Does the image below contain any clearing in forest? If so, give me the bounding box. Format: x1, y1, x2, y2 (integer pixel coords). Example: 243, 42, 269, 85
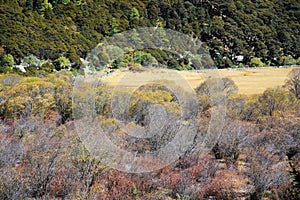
102, 67, 296, 95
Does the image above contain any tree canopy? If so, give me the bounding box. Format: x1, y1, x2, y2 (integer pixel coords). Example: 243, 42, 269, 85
0, 0, 299, 72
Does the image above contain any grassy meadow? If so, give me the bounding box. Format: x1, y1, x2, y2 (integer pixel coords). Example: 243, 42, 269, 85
102, 67, 297, 95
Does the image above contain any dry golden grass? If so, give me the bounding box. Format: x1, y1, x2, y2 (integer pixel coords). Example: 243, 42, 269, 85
218, 68, 294, 94
100, 67, 298, 95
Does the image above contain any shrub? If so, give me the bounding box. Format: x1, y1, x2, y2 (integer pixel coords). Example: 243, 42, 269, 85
285, 68, 300, 99
54, 56, 71, 70
278, 55, 297, 66
195, 78, 238, 97
0, 54, 14, 73
133, 51, 158, 66
250, 57, 265, 67
258, 87, 296, 116
49, 70, 73, 123
2, 78, 56, 118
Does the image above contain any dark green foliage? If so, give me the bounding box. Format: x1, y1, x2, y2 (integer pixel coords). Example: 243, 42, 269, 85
0, 0, 299, 72
0, 54, 14, 73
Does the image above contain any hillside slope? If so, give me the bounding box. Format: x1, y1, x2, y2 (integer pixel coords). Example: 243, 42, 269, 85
0, 0, 299, 71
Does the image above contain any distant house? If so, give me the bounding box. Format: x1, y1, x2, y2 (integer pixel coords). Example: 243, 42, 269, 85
235, 55, 244, 62
15, 64, 26, 72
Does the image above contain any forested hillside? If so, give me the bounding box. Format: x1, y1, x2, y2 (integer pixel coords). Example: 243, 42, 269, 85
0, 0, 299, 73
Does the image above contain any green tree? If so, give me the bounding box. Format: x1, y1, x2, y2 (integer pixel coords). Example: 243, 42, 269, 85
62, 0, 71, 4
40, 0, 53, 12
279, 56, 297, 66
250, 57, 265, 67
109, 18, 120, 36
133, 51, 158, 66
129, 7, 140, 28
22, 54, 46, 67
0, 54, 14, 73
26, 0, 34, 10
54, 56, 71, 70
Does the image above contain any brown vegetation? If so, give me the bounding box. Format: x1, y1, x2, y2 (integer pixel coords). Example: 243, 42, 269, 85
0, 69, 299, 199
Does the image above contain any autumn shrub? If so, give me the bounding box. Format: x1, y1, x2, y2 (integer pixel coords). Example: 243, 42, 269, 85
0, 112, 112, 199
246, 145, 292, 200
129, 85, 179, 123
258, 87, 296, 117
48, 70, 73, 123
0, 74, 22, 87
94, 82, 112, 116
127, 84, 182, 151
197, 93, 211, 112
227, 94, 248, 119
202, 169, 252, 199
1, 117, 67, 198
196, 78, 238, 97
195, 78, 237, 113
212, 120, 257, 164
239, 95, 262, 122
285, 68, 300, 99
242, 114, 300, 200
1, 77, 56, 118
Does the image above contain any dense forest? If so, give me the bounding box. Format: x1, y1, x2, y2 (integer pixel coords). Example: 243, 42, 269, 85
0, 0, 299, 74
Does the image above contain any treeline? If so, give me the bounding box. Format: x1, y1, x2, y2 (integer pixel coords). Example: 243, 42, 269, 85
0, 0, 299, 73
